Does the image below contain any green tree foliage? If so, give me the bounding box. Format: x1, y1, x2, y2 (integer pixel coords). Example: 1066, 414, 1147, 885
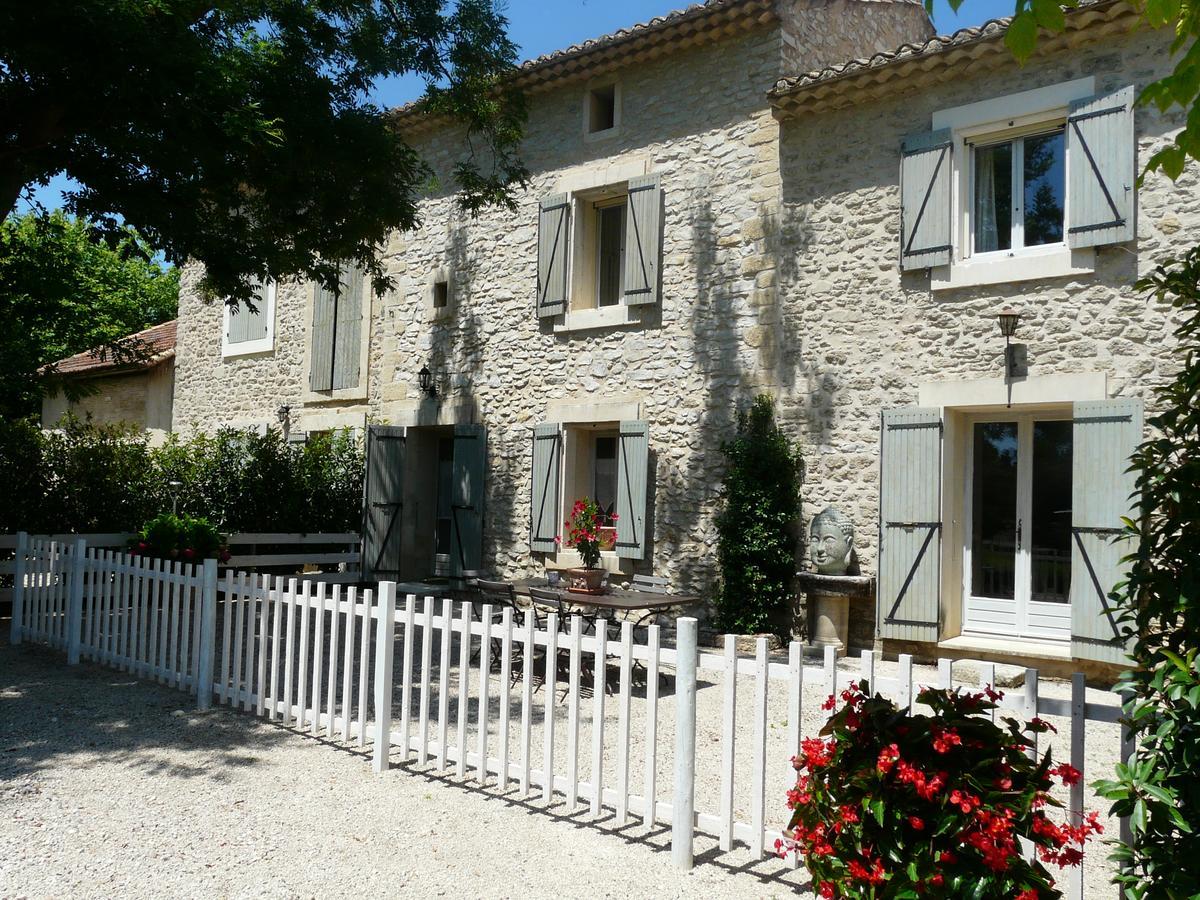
1094, 249, 1200, 899
932, 0, 1198, 179
0, 417, 365, 535
0, 0, 528, 304
0, 211, 178, 417
714, 395, 802, 636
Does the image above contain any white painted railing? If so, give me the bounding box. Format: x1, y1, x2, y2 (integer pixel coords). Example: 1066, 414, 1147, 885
9, 534, 1129, 895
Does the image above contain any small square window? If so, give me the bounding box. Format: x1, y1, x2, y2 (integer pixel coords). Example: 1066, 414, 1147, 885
587, 85, 616, 134
433, 279, 449, 309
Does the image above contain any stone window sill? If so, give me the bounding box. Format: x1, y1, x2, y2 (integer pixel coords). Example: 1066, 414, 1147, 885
931, 246, 1094, 291
303, 386, 368, 404
938, 633, 1071, 662
553, 304, 640, 334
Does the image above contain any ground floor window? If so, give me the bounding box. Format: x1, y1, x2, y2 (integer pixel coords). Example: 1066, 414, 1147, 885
963, 413, 1072, 641
879, 396, 1142, 664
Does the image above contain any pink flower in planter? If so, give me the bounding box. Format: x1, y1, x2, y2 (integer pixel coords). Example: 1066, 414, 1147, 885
183, 548, 195, 560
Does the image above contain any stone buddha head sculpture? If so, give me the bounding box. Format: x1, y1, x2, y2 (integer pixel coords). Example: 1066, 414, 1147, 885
809, 506, 854, 576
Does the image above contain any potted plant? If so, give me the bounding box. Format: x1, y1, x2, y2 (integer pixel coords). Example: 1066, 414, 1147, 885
560, 497, 608, 594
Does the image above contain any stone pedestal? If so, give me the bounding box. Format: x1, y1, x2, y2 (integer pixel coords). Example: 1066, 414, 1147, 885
796, 572, 875, 657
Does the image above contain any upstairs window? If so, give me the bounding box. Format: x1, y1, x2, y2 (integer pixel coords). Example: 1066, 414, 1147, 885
309, 263, 366, 393
972, 129, 1065, 255
222, 280, 275, 358
900, 79, 1135, 290
595, 200, 626, 307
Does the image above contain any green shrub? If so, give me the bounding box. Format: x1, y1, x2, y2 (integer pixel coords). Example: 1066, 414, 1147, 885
1094, 248, 1200, 898
0, 418, 365, 535
135, 512, 225, 562
714, 394, 802, 636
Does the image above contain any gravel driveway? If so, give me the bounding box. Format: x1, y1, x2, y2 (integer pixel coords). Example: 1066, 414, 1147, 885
0, 633, 811, 899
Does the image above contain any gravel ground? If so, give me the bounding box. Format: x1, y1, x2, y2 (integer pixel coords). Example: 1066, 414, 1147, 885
1, 621, 1124, 899
0, 633, 810, 899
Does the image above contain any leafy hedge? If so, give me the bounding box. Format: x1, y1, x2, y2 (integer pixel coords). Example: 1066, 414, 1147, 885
1095, 249, 1200, 898
0, 416, 364, 535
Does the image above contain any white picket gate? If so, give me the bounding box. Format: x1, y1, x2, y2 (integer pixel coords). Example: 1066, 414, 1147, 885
8, 532, 1129, 894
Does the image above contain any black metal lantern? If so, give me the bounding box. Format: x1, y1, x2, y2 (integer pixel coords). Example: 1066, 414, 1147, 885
418, 365, 437, 398
996, 309, 1022, 339
996, 309, 1023, 406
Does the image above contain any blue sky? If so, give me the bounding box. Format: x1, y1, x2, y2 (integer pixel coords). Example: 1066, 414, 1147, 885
23, 0, 1015, 212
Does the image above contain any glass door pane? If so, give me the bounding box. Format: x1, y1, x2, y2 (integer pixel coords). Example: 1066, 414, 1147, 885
1030, 420, 1073, 603
971, 422, 1018, 599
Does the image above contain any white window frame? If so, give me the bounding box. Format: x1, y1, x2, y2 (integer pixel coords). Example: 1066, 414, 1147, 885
932, 78, 1096, 291
960, 410, 1073, 645
553, 422, 627, 573
221, 281, 276, 358
593, 196, 627, 309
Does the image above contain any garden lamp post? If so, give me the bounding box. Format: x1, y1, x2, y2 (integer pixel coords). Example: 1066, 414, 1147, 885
168, 480, 183, 515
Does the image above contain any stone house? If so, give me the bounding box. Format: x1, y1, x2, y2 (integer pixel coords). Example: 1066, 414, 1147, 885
172, 0, 1191, 671
768, 0, 1193, 670
42, 319, 176, 443
173, 0, 932, 592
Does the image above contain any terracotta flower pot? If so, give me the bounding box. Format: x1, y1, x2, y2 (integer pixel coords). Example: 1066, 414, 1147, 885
598, 526, 617, 551
566, 567, 606, 595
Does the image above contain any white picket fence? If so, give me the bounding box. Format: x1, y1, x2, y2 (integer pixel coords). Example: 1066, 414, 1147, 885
9, 534, 1130, 893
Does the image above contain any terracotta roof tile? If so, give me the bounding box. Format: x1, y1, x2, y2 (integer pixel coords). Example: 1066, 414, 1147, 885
770, 0, 1128, 104
49, 319, 177, 376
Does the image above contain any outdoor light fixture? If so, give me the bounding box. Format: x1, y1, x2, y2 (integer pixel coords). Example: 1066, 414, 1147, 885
276, 404, 292, 441
418, 365, 438, 399
996, 309, 1023, 407
997, 309, 1021, 340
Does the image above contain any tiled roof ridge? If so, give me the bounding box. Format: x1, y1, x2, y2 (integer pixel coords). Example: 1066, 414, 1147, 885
770, 0, 1125, 97
48, 318, 177, 376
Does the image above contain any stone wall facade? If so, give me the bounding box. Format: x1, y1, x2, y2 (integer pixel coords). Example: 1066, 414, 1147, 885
172, 0, 932, 615
775, 24, 1195, 649
44, 362, 175, 443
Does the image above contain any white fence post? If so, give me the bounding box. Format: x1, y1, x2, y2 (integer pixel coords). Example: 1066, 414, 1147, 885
195, 559, 218, 711
66, 538, 86, 665
373, 581, 397, 774
10, 531, 28, 645
672, 617, 698, 870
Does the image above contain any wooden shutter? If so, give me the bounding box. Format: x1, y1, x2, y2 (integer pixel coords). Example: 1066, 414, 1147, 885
615, 420, 649, 560
310, 280, 336, 391
537, 194, 569, 318
529, 423, 561, 553
449, 424, 486, 576
332, 265, 363, 390
1070, 398, 1141, 663
363, 425, 406, 580
227, 281, 270, 344
623, 174, 662, 307
899, 130, 953, 271
1067, 85, 1136, 249
877, 408, 943, 642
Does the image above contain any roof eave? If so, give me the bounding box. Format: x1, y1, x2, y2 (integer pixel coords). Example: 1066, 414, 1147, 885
392, 0, 777, 135
769, 0, 1139, 119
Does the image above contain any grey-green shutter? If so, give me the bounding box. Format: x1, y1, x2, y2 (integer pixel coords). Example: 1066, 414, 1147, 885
623, 174, 662, 307
537, 194, 569, 318
1067, 85, 1136, 249
899, 130, 953, 271
1070, 398, 1141, 663
529, 424, 561, 553
310, 281, 336, 391
228, 281, 270, 345
877, 408, 943, 642
615, 420, 649, 559
332, 266, 363, 390
363, 425, 406, 580
449, 423, 486, 576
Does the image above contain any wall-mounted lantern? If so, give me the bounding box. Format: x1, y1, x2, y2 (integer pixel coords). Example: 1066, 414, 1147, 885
996, 309, 1024, 407
418, 365, 438, 399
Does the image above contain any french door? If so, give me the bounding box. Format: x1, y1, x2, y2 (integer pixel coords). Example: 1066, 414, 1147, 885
962, 414, 1073, 641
